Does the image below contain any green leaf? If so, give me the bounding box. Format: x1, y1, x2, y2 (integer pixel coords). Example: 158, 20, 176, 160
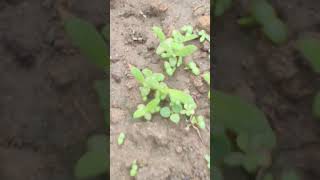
133, 105, 146, 119
176, 45, 197, 57
145, 98, 161, 112
64, 17, 108, 69
203, 72, 210, 85
187, 61, 200, 75
160, 107, 171, 118
183, 34, 199, 42
170, 113, 180, 124
152, 26, 166, 42
313, 91, 320, 118
168, 89, 196, 106
262, 18, 288, 44
130, 160, 138, 177
197, 115, 206, 129
130, 65, 145, 83
117, 132, 126, 145
74, 150, 107, 179
297, 37, 320, 73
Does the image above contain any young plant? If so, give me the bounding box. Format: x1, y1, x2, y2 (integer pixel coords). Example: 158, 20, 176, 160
117, 132, 126, 145
198, 30, 210, 43
153, 26, 198, 76
130, 160, 138, 177
130, 65, 205, 128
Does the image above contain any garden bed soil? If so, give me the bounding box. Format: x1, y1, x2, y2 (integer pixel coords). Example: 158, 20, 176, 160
110, 0, 210, 179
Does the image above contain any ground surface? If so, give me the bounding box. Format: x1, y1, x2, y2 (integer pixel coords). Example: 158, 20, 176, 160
110, 0, 210, 179
0, 0, 106, 179
214, 0, 320, 179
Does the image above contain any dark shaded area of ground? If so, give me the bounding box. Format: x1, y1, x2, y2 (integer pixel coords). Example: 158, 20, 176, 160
0, 0, 106, 179
214, 0, 320, 179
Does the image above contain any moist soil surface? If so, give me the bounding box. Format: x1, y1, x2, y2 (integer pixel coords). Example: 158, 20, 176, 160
0, 0, 106, 179
110, 0, 210, 179
214, 0, 320, 179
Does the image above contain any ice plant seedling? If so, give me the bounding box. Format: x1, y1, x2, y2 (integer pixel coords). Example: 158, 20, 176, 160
198, 30, 210, 43
152, 26, 198, 76
117, 132, 126, 145
186, 61, 200, 75
130, 160, 138, 177
130, 65, 200, 126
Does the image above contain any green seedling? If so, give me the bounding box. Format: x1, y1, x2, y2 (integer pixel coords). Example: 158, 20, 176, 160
130, 160, 138, 177
130, 65, 199, 125
198, 30, 210, 43
204, 154, 210, 169
186, 61, 200, 75
202, 71, 210, 98
117, 132, 126, 145
153, 26, 198, 76
170, 113, 180, 124
191, 115, 206, 129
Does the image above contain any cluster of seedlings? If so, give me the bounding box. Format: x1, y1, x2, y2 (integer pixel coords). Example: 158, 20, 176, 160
117, 25, 211, 177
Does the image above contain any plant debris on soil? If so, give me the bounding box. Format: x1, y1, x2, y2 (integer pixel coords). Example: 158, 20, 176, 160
0, 0, 106, 179
110, 0, 210, 179
214, 0, 320, 179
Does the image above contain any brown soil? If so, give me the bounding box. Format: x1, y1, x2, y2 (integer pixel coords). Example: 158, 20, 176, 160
0, 0, 106, 179
110, 0, 210, 179
214, 0, 320, 179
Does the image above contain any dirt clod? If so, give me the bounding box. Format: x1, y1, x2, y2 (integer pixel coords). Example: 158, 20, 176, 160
196, 15, 210, 32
